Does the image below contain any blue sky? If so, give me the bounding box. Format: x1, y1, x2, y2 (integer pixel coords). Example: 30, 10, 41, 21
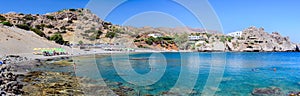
0, 0, 299, 42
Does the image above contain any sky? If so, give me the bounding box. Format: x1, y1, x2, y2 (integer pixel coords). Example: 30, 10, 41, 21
0, 0, 299, 42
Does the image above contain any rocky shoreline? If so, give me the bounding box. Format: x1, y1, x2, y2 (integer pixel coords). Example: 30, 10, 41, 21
0, 55, 117, 96
0, 64, 24, 95
0, 56, 28, 95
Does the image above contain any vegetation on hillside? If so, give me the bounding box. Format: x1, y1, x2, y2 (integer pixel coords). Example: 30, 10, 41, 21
30, 28, 46, 37
81, 28, 103, 41
46, 15, 55, 20
1, 21, 13, 27
105, 32, 117, 39
23, 15, 36, 20
16, 24, 30, 30
50, 33, 69, 45
173, 33, 188, 49
0, 15, 6, 22
134, 34, 178, 50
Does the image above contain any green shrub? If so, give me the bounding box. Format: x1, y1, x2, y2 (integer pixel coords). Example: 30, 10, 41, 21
35, 25, 43, 30
84, 29, 103, 40
226, 36, 234, 42
136, 35, 141, 38
173, 33, 188, 48
60, 26, 66, 30
205, 40, 209, 43
167, 40, 175, 44
46, 24, 55, 28
96, 30, 103, 39
1, 21, 13, 27
134, 39, 140, 42
40, 24, 46, 27
161, 36, 173, 40
146, 37, 155, 45
89, 34, 98, 41
50, 33, 67, 45
30, 28, 46, 37
154, 37, 164, 43
78, 40, 83, 45
16, 24, 30, 30
105, 32, 117, 39
0, 15, 6, 21
46, 16, 55, 20
67, 28, 74, 31
137, 45, 144, 48
59, 31, 67, 33
24, 15, 35, 20
67, 20, 73, 23
69, 9, 76, 11
206, 33, 212, 38
219, 36, 226, 43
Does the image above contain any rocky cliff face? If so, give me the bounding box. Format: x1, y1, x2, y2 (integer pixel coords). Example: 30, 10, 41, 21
195, 26, 297, 52
228, 27, 296, 52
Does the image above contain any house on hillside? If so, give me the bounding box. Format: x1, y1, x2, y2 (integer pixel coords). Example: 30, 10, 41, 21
188, 35, 205, 41
227, 31, 242, 37
147, 33, 163, 38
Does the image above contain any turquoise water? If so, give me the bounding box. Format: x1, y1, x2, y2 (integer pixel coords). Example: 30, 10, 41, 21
76, 52, 300, 95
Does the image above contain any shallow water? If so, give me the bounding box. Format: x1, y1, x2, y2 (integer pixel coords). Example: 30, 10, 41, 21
74, 52, 300, 95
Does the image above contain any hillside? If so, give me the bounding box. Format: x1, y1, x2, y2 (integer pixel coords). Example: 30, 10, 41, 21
0, 25, 73, 56
0, 8, 298, 52
1, 9, 193, 50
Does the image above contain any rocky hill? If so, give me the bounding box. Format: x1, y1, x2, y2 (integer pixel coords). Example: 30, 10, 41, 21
229, 27, 296, 52
0, 9, 105, 44
1, 9, 185, 50
0, 9, 198, 51
0, 9, 298, 52
194, 26, 299, 52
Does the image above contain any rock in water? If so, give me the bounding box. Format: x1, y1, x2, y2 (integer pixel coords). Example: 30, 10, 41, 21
252, 87, 282, 96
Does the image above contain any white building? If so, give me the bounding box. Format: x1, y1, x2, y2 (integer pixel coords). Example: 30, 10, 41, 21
147, 33, 162, 38
188, 35, 204, 41
227, 31, 243, 37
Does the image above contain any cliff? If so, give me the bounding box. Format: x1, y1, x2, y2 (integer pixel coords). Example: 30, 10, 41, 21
194, 27, 298, 52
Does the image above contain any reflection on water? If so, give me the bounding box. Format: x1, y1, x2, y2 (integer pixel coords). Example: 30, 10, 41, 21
74, 52, 300, 95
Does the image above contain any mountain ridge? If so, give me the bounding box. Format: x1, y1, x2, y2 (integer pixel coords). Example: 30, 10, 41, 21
0, 8, 299, 52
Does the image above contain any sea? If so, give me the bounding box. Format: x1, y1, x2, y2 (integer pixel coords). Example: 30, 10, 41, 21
71, 52, 300, 95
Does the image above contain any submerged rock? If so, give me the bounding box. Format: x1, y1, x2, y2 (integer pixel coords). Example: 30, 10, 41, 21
252, 87, 283, 96
22, 71, 84, 95
289, 92, 300, 96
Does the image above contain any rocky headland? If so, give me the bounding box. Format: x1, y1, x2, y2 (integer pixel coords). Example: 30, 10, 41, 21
194, 26, 299, 52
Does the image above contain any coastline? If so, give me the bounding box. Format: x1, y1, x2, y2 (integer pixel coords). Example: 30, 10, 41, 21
1, 48, 299, 95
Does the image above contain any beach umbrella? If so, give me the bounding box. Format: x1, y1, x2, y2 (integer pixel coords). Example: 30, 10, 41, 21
59, 48, 66, 52
41, 48, 46, 52
33, 48, 39, 51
